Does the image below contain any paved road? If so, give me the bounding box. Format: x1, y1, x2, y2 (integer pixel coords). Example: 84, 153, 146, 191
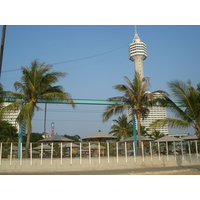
1, 165, 200, 175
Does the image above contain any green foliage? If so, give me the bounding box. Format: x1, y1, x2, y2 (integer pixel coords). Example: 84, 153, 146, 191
30, 132, 44, 143
0, 59, 75, 157
102, 71, 167, 154
63, 134, 81, 142
149, 130, 164, 140
0, 120, 18, 142
150, 80, 200, 138
140, 125, 150, 137
109, 114, 133, 141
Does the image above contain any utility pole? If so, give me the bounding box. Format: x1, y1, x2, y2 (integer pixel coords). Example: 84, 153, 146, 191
0, 25, 6, 78
44, 103, 47, 137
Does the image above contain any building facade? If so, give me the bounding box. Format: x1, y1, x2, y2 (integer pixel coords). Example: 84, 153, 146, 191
1, 102, 20, 131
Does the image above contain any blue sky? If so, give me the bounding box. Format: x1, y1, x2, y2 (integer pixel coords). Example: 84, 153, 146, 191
0, 25, 199, 138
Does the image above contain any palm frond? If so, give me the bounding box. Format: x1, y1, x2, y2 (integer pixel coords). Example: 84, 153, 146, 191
150, 118, 192, 130
102, 104, 128, 122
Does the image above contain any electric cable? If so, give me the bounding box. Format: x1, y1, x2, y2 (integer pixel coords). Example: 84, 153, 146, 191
1, 43, 128, 73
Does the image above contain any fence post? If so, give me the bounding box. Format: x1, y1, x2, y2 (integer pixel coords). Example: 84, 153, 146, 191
60, 143, 62, 165
89, 142, 91, 164
116, 142, 118, 163
173, 141, 176, 160
133, 142, 136, 162
41, 143, 43, 165
0, 143, 2, 166
188, 141, 191, 160
80, 142, 82, 165
51, 143, 53, 165
107, 142, 110, 164
158, 142, 161, 161
150, 141, 152, 162
181, 141, 184, 160
125, 142, 127, 163
166, 141, 169, 161
70, 142, 72, 165
142, 142, 144, 162
98, 142, 100, 164
30, 143, 32, 166
195, 141, 198, 158
20, 143, 22, 166
10, 143, 12, 166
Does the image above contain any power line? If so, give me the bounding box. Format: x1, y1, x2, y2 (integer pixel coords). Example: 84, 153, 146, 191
2, 43, 128, 74
50, 43, 128, 65
32, 119, 110, 123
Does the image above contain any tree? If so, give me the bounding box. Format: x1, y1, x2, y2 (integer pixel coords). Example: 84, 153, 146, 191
0, 59, 75, 157
109, 114, 133, 141
102, 71, 167, 155
0, 120, 18, 142
149, 130, 164, 140
0, 83, 4, 104
140, 125, 150, 137
63, 134, 81, 142
150, 80, 200, 139
30, 132, 44, 143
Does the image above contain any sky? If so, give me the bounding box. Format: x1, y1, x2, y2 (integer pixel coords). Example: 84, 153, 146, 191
0, 25, 200, 138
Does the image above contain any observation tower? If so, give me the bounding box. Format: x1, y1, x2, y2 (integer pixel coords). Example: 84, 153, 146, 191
128, 26, 168, 135
129, 26, 147, 78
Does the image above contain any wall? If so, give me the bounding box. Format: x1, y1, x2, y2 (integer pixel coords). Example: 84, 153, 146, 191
0, 155, 199, 173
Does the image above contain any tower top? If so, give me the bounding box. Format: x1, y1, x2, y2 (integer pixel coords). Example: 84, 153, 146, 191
133, 25, 141, 43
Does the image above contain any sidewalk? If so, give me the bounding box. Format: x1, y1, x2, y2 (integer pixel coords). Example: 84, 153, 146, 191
1, 165, 200, 175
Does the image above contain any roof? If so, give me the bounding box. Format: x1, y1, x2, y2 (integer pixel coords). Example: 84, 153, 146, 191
182, 135, 199, 140
33, 144, 52, 150
62, 143, 80, 148
38, 134, 74, 143
121, 136, 154, 142
83, 144, 105, 150
155, 136, 183, 142
82, 130, 118, 141
168, 133, 188, 137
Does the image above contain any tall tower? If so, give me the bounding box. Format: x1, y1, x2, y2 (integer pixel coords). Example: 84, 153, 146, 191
128, 26, 168, 135
51, 122, 55, 137
129, 26, 147, 78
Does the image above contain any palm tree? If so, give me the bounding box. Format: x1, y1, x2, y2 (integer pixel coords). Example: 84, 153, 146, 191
0, 121, 18, 142
0, 59, 75, 157
150, 80, 200, 139
109, 114, 133, 141
149, 130, 164, 140
0, 83, 5, 105
102, 71, 167, 155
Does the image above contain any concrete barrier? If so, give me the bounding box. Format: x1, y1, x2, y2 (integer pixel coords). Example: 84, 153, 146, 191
0, 154, 199, 173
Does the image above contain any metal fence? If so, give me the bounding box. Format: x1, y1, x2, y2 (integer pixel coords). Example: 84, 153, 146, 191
0, 140, 200, 166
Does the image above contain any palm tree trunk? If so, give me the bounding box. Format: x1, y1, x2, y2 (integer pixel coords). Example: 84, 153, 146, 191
25, 131, 30, 158
136, 114, 142, 156
195, 124, 200, 139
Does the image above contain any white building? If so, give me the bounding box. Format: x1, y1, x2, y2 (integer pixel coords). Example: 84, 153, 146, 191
128, 26, 168, 135
1, 102, 20, 131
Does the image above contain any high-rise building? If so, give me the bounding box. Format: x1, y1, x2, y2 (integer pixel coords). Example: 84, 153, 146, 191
1, 102, 22, 132
128, 26, 168, 135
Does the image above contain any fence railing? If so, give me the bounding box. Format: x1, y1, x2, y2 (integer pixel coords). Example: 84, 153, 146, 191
0, 140, 200, 166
